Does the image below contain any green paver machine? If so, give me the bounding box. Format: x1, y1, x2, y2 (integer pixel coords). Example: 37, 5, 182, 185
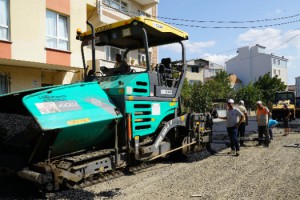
0, 17, 213, 191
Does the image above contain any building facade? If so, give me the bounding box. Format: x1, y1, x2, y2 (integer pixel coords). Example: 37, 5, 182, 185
0, 0, 158, 94
296, 76, 300, 97
225, 44, 288, 86
203, 62, 225, 82
186, 58, 225, 85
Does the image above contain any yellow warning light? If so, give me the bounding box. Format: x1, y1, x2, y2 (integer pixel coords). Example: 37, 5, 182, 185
170, 102, 176, 106
128, 96, 134, 101
76, 28, 82, 35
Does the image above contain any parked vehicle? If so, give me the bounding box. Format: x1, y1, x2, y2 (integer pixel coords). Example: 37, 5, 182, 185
272, 91, 296, 120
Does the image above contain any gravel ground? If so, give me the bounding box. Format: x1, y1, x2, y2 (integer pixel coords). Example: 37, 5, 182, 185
82, 118, 300, 200
0, 118, 299, 200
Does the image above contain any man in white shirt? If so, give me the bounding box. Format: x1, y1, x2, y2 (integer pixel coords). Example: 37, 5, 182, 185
219, 99, 245, 156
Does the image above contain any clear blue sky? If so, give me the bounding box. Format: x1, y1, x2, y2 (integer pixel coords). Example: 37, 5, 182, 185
158, 0, 300, 85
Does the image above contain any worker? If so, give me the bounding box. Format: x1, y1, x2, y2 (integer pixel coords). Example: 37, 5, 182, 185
256, 101, 271, 147
114, 54, 130, 73
268, 119, 278, 140
282, 103, 291, 136
219, 99, 245, 156
237, 100, 248, 147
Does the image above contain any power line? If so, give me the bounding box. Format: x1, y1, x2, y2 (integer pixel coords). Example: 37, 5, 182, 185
203, 27, 300, 58
98, 4, 300, 63
101, 4, 300, 28
224, 33, 300, 62
157, 13, 300, 24
165, 20, 300, 29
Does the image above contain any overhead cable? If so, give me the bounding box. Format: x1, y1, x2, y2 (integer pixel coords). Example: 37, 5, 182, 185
101, 4, 300, 26
157, 13, 300, 24
164, 20, 300, 29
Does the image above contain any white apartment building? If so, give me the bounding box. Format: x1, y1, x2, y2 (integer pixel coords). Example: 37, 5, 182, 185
225, 44, 288, 86
0, 0, 158, 94
296, 76, 300, 97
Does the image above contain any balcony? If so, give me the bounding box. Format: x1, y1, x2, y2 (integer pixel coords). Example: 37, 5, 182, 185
133, 0, 159, 9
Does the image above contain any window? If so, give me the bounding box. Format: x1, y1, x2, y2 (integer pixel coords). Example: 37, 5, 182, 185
0, 72, 10, 94
138, 50, 151, 66
278, 60, 280, 65
191, 66, 199, 73
105, 46, 125, 61
46, 10, 69, 51
278, 70, 280, 76
273, 69, 276, 75
0, 0, 9, 40
273, 59, 276, 64
103, 0, 128, 12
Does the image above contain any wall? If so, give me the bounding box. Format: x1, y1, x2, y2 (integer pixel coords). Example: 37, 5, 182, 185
0, 65, 41, 91
226, 45, 288, 85
186, 67, 204, 83
10, 0, 46, 63
226, 46, 251, 85
295, 77, 300, 97
252, 53, 271, 83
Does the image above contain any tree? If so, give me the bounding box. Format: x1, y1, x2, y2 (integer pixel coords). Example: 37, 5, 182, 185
187, 70, 233, 113
180, 78, 192, 111
235, 82, 262, 109
204, 70, 232, 100
190, 82, 213, 112
253, 72, 286, 106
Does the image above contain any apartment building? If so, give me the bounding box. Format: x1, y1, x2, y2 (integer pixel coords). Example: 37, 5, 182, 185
0, 0, 158, 94
226, 44, 288, 86
186, 58, 225, 85
295, 76, 300, 97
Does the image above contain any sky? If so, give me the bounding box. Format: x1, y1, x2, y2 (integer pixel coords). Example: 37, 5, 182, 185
157, 0, 300, 85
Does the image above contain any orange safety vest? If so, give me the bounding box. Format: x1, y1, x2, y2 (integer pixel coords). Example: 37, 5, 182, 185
257, 107, 269, 126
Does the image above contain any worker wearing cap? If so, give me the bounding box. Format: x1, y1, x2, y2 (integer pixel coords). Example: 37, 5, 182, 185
256, 101, 271, 147
219, 99, 245, 156
237, 100, 248, 147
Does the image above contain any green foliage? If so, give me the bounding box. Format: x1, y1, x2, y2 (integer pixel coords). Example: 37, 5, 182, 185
180, 71, 286, 113
189, 70, 232, 113
253, 72, 286, 106
181, 78, 192, 109
210, 70, 232, 99
235, 82, 262, 109
190, 82, 213, 112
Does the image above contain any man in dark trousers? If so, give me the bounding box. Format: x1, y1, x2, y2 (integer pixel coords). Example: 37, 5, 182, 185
256, 101, 271, 147
237, 100, 248, 146
282, 103, 291, 136
219, 99, 245, 156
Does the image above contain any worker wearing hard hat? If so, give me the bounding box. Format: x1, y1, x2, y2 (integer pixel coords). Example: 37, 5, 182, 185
219, 99, 245, 156
256, 101, 271, 147
237, 100, 248, 147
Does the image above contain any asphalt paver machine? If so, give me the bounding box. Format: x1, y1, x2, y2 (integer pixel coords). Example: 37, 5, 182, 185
0, 17, 213, 191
